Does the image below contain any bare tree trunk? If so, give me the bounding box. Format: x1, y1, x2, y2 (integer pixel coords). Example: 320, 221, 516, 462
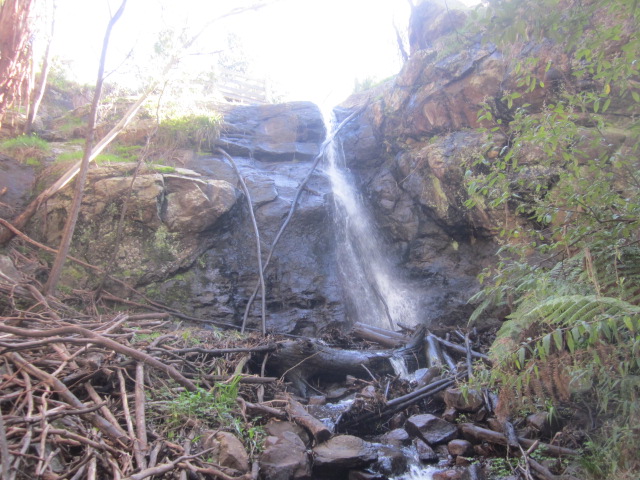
25, 0, 56, 134
218, 147, 267, 335
0, 0, 34, 130
44, 0, 128, 296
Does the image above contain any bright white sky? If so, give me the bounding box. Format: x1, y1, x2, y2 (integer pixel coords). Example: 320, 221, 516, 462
52, 0, 479, 109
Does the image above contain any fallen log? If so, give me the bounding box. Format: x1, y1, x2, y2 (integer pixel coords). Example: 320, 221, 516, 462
286, 397, 331, 444
459, 423, 578, 457
351, 322, 407, 348
270, 328, 425, 397
336, 376, 459, 433
269, 338, 392, 397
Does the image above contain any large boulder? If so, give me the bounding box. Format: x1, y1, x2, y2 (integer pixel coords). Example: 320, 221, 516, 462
312, 435, 377, 471
22, 101, 344, 335
217, 101, 326, 162
259, 432, 311, 480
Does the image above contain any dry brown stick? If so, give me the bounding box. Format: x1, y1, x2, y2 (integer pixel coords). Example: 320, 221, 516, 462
87, 455, 97, 480
151, 344, 277, 355
286, 396, 331, 444
238, 398, 287, 420
147, 441, 163, 469
84, 383, 128, 438
122, 451, 212, 480
433, 335, 491, 363
0, 218, 103, 274
459, 423, 578, 457
464, 330, 473, 378
5, 352, 128, 444
135, 363, 148, 468
218, 147, 267, 335
527, 457, 559, 480
4, 402, 108, 425
179, 430, 196, 480
0, 395, 10, 479
185, 462, 251, 480
9, 425, 31, 480
0, 325, 197, 391
118, 368, 143, 470
45, 428, 120, 455
241, 104, 368, 330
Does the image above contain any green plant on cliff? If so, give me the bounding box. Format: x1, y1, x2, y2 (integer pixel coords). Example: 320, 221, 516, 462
155, 113, 222, 152
464, 0, 640, 477
0, 134, 50, 164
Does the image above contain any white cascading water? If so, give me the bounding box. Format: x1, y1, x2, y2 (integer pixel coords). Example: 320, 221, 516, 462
324, 114, 419, 330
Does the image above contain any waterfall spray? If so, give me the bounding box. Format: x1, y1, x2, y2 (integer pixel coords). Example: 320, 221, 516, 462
324, 113, 419, 330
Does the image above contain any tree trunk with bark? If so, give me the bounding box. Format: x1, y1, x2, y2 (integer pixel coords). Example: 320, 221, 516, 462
0, 0, 34, 130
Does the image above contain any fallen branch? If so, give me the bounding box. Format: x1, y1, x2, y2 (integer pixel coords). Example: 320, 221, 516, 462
5, 352, 128, 444
218, 147, 267, 335
459, 423, 578, 457
286, 397, 331, 444
0, 324, 197, 391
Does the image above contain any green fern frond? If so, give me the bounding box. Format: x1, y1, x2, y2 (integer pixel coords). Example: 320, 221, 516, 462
523, 295, 640, 327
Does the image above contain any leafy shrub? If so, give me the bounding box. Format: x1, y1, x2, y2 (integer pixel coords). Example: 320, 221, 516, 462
462, 0, 640, 477
155, 113, 222, 151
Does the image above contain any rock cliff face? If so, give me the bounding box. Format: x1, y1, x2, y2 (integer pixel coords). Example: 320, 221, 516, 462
332, 0, 619, 326
26, 102, 343, 335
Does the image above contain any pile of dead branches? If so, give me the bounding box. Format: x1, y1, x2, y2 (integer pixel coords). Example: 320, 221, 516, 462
0, 292, 281, 480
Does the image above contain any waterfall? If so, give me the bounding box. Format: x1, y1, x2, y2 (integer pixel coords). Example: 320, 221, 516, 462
324, 113, 419, 330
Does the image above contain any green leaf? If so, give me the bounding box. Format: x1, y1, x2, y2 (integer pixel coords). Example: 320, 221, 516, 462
542, 333, 552, 356
566, 330, 575, 353
553, 329, 563, 350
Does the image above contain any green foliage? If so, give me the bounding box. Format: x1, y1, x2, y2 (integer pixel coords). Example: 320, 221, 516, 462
55, 150, 132, 165
464, 0, 640, 476
0, 134, 50, 164
156, 113, 222, 151
154, 376, 265, 456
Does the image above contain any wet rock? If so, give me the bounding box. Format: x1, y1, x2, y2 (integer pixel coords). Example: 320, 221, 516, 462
448, 439, 473, 457
373, 444, 408, 476
442, 407, 458, 423
313, 435, 377, 470
414, 438, 438, 463
162, 175, 239, 233
264, 419, 311, 447
203, 431, 249, 473
259, 432, 311, 480
308, 395, 326, 406
382, 428, 411, 446
443, 388, 484, 413
217, 101, 326, 162
414, 367, 440, 387
405, 414, 458, 445
433, 469, 464, 480
0, 154, 36, 220
388, 412, 407, 430
348, 472, 386, 480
